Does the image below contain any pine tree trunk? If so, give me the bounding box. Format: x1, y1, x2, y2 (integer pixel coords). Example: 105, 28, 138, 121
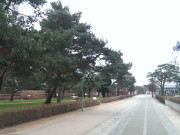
57, 87, 62, 103
44, 87, 57, 104
161, 80, 165, 96
98, 92, 100, 97
9, 91, 15, 101
88, 88, 91, 98
0, 61, 13, 91
53, 91, 57, 98
62, 89, 65, 100
0, 75, 3, 91
129, 90, 132, 96
102, 92, 105, 98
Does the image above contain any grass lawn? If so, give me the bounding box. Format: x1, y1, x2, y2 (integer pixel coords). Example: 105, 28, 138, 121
0, 97, 74, 110
166, 93, 180, 96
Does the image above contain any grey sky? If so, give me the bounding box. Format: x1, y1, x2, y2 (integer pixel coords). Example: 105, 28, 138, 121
20, 0, 180, 86
58, 0, 180, 86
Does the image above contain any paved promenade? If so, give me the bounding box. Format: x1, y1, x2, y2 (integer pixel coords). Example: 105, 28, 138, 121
0, 95, 180, 135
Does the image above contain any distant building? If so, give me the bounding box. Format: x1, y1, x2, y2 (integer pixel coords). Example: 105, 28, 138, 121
156, 85, 180, 95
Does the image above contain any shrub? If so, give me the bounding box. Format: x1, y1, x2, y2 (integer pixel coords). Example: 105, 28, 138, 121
84, 98, 99, 107
0, 101, 83, 129
101, 97, 116, 103
117, 95, 131, 100
0, 96, 129, 129
155, 95, 165, 104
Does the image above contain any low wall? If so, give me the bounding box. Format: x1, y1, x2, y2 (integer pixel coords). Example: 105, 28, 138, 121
20, 90, 46, 100
0, 90, 47, 100
0, 94, 21, 100
165, 99, 180, 112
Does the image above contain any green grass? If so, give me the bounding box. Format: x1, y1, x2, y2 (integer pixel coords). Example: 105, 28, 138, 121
166, 93, 180, 96
0, 103, 42, 110
164, 96, 180, 104
0, 99, 45, 103
0, 98, 99, 129
0, 97, 74, 110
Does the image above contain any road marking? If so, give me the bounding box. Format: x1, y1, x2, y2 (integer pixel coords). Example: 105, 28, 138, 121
83, 100, 141, 135
143, 101, 147, 135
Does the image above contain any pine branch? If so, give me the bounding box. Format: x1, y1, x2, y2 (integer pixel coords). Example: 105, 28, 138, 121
4, 0, 12, 10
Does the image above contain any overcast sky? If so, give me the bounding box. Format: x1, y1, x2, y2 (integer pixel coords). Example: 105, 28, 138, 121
33, 0, 180, 86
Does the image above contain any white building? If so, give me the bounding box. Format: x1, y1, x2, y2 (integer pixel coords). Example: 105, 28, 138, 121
156, 85, 180, 95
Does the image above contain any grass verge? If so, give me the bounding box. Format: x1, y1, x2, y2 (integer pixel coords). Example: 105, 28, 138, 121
155, 95, 180, 104
0, 95, 131, 129
0, 97, 72, 110
164, 96, 180, 104
0, 98, 100, 129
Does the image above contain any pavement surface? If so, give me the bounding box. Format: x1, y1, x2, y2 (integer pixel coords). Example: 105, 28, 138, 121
0, 95, 180, 135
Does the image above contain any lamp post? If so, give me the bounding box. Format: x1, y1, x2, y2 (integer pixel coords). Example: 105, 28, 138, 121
116, 83, 117, 100
81, 84, 84, 111
81, 74, 94, 111
84, 74, 94, 98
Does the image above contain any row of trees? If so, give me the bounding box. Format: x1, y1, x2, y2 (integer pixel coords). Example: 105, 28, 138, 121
147, 63, 180, 96
0, 0, 136, 103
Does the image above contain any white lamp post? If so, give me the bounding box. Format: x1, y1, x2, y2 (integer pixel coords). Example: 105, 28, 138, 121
81, 85, 84, 111
116, 83, 117, 100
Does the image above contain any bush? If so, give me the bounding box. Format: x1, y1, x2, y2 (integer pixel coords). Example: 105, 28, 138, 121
0, 96, 131, 129
0, 99, 99, 129
84, 98, 99, 107
101, 97, 116, 103
155, 95, 165, 104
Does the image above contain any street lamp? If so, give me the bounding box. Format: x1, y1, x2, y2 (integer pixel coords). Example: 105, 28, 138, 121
84, 74, 94, 85
81, 74, 94, 111
85, 74, 94, 98
81, 82, 84, 111
115, 83, 117, 100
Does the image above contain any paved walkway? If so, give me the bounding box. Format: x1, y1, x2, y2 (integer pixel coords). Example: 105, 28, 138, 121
85, 95, 180, 135
0, 95, 179, 135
